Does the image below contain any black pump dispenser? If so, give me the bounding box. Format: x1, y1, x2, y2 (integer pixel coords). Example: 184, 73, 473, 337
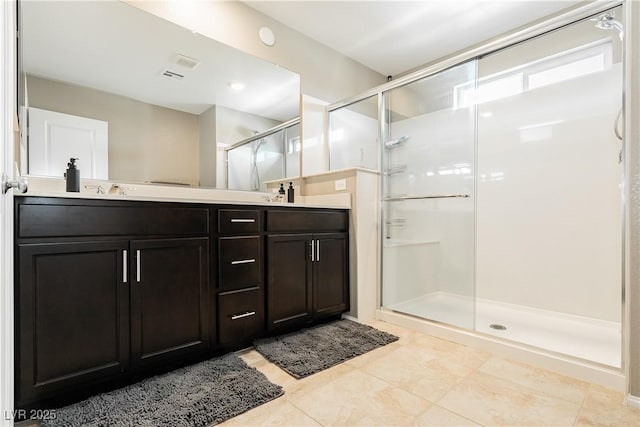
65, 158, 80, 192
287, 182, 294, 203
278, 183, 286, 199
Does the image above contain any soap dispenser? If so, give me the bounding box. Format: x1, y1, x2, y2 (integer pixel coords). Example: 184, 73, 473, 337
287, 182, 294, 203
278, 183, 286, 202
65, 158, 80, 192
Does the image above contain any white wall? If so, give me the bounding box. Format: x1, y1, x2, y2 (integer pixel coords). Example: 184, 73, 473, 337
301, 95, 327, 176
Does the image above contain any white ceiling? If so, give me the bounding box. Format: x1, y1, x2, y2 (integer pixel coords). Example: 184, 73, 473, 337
245, 1, 581, 76
22, 0, 583, 119
22, 1, 300, 120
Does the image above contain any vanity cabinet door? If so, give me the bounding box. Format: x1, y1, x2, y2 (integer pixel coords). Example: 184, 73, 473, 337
313, 233, 349, 319
266, 234, 313, 332
129, 237, 210, 369
16, 241, 129, 407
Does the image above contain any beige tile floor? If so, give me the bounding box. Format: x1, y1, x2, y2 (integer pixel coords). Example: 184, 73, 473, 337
221, 320, 640, 427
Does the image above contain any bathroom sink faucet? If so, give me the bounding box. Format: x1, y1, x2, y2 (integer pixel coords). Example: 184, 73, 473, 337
84, 184, 105, 194
108, 184, 131, 195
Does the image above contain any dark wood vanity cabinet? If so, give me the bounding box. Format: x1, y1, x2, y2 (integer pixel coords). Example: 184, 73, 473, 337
14, 197, 211, 408
14, 197, 349, 409
266, 210, 349, 332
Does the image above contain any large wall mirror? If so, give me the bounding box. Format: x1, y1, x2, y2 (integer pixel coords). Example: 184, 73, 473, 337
19, 0, 300, 190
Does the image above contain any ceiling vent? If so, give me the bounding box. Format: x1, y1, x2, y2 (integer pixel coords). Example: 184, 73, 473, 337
161, 69, 184, 80
173, 54, 201, 70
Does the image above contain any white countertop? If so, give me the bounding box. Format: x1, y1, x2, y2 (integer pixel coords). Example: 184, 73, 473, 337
15, 177, 351, 210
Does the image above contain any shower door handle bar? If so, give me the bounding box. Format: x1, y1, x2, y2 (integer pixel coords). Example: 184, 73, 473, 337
384, 194, 470, 201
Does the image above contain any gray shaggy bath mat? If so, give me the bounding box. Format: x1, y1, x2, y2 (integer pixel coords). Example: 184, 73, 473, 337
254, 319, 398, 378
42, 354, 283, 427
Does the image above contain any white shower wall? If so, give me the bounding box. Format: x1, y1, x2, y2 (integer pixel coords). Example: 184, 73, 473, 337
329, 106, 378, 171
476, 64, 623, 323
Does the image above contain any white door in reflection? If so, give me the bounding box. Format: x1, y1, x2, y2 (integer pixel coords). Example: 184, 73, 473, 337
28, 107, 108, 179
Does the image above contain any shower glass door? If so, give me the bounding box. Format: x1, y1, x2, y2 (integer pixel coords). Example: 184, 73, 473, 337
475, 7, 623, 367
381, 61, 477, 329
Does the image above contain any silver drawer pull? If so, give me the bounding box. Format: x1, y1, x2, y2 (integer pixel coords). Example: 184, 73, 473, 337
230, 218, 255, 223
136, 250, 141, 283
310, 240, 315, 262
231, 311, 256, 320
123, 250, 128, 283
231, 258, 256, 265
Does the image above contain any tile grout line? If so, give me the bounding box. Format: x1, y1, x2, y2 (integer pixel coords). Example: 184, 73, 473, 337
428, 350, 493, 426
284, 395, 327, 427
468, 356, 590, 408
571, 383, 602, 426
275, 360, 360, 427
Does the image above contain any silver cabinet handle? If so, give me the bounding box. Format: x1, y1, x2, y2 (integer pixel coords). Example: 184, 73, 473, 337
231, 311, 256, 320
136, 250, 141, 283
316, 240, 320, 262
123, 250, 128, 283
231, 259, 256, 265
230, 218, 255, 223
310, 240, 315, 262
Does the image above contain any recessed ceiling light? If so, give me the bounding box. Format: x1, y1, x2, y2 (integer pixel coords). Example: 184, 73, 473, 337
259, 26, 276, 47
228, 81, 245, 91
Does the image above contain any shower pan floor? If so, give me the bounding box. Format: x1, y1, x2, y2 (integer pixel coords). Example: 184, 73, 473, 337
388, 292, 621, 368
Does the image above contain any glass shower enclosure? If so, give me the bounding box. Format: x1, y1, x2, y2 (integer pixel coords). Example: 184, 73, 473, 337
226, 121, 301, 192
381, 62, 477, 330
376, 5, 623, 368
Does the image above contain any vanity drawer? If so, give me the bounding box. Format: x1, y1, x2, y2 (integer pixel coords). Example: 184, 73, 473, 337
218, 287, 264, 344
218, 236, 261, 290
218, 209, 261, 234
266, 209, 348, 233
17, 201, 209, 238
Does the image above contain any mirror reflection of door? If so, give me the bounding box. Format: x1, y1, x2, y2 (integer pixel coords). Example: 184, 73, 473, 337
28, 107, 108, 179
